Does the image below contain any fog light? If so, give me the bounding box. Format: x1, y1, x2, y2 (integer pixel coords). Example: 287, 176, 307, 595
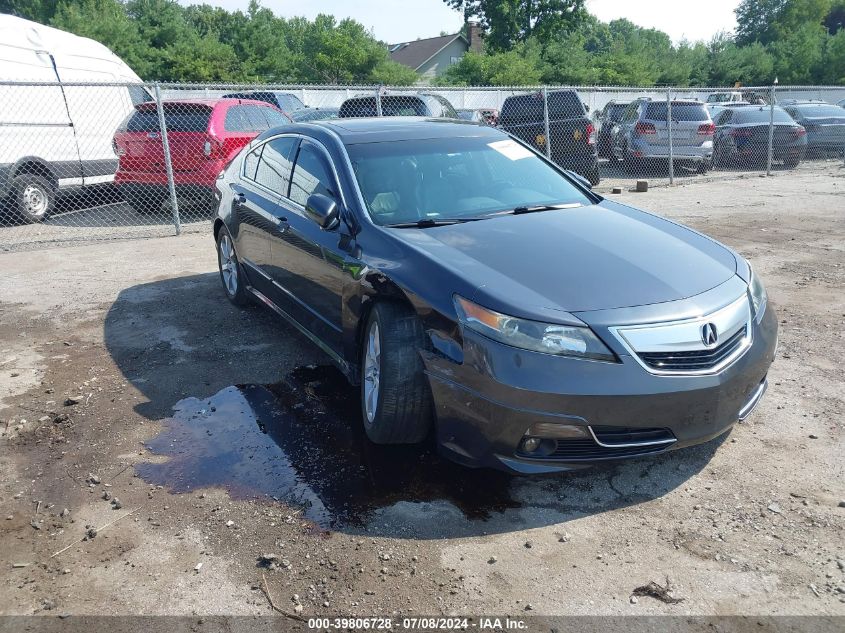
521, 437, 542, 453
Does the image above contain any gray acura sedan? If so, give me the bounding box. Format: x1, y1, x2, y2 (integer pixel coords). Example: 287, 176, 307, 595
213, 117, 777, 474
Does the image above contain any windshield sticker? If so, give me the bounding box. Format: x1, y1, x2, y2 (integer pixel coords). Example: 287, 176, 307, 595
487, 139, 533, 161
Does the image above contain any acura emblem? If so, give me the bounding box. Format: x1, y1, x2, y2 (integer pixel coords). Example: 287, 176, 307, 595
701, 323, 718, 347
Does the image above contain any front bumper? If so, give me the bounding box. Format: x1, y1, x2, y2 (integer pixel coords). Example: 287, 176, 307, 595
424, 299, 777, 474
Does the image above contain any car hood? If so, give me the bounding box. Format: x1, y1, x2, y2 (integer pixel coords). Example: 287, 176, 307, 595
389, 200, 738, 316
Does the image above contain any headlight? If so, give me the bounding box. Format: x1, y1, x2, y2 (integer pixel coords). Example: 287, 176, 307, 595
748, 265, 767, 322
454, 296, 616, 362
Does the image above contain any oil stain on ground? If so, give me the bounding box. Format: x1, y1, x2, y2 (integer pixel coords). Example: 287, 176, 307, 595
136, 365, 518, 530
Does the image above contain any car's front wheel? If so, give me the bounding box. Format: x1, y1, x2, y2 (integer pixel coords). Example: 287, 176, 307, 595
217, 228, 250, 306
361, 302, 433, 444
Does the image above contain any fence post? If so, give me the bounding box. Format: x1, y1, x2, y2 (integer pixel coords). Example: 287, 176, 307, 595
375, 85, 383, 117
542, 86, 552, 160
767, 82, 776, 176
667, 89, 674, 185
154, 82, 181, 235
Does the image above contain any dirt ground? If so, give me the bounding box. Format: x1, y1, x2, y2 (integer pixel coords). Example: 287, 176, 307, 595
0, 163, 843, 622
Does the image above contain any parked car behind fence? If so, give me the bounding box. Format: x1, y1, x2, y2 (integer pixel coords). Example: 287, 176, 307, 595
339, 93, 458, 119
223, 90, 307, 116
712, 106, 806, 168
610, 99, 714, 173
779, 101, 845, 156
113, 98, 290, 214
498, 90, 600, 185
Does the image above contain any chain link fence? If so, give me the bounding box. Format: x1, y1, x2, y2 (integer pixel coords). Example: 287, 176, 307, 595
2, 81, 844, 251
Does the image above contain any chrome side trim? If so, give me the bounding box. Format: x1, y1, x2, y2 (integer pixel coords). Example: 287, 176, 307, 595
246, 284, 349, 376
738, 379, 767, 421
586, 426, 677, 449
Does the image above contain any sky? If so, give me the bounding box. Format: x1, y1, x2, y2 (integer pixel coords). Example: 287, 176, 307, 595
177, 0, 739, 44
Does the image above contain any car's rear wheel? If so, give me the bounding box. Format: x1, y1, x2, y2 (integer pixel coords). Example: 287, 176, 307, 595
11, 173, 54, 223
361, 302, 433, 444
217, 228, 250, 306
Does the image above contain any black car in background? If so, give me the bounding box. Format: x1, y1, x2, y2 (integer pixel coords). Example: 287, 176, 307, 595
593, 100, 630, 158
498, 90, 600, 185
338, 93, 458, 119
779, 101, 845, 156
223, 91, 307, 116
712, 106, 806, 168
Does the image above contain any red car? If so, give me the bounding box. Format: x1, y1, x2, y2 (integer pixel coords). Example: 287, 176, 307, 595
114, 98, 291, 212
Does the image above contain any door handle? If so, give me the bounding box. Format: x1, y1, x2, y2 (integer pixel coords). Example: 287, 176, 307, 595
234, 192, 247, 205
273, 216, 289, 232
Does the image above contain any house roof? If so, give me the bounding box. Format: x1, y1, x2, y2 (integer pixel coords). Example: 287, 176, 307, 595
388, 33, 467, 71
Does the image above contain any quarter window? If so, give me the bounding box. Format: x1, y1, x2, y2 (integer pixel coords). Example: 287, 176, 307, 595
243, 145, 262, 181
289, 145, 336, 206
254, 137, 298, 195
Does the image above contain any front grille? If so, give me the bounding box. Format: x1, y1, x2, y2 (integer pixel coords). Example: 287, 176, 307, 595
638, 327, 747, 372
518, 426, 676, 461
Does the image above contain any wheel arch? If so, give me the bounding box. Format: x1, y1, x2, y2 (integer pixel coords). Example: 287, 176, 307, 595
11, 157, 58, 190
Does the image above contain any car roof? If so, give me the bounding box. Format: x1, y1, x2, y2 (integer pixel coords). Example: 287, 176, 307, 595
261, 117, 503, 145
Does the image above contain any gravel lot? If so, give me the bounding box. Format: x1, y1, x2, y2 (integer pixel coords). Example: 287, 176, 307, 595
0, 163, 843, 621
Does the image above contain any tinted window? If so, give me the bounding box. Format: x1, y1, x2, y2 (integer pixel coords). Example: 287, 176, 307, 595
289, 145, 336, 206
605, 103, 628, 121
125, 104, 211, 132
243, 145, 262, 181
339, 96, 427, 118
348, 135, 592, 225
224, 106, 249, 132
795, 104, 845, 118
244, 105, 270, 130
732, 107, 795, 124
128, 85, 152, 106
291, 108, 338, 122
254, 137, 298, 195
275, 93, 306, 112
263, 108, 292, 126
644, 103, 709, 121
501, 91, 585, 124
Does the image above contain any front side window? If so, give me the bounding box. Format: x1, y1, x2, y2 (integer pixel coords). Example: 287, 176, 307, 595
348, 136, 592, 225
289, 144, 337, 206
254, 137, 298, 195
243, 145, 262, 181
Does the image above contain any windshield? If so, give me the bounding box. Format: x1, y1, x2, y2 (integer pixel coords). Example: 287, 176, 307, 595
347, 136, 592, 226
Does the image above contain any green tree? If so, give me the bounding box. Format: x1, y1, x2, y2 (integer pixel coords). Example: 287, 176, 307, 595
442, 0, 586, 51
0, 0, 58, 22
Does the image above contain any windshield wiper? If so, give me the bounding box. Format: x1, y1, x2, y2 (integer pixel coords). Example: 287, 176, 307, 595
493, 202, 583, 216
385, 217, 485, 228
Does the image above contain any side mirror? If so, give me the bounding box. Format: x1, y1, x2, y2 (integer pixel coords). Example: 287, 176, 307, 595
304, 193, 340, 230
564, 169, 592, 190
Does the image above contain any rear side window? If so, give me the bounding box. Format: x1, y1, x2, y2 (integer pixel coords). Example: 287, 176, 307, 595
606, 103, 628, 121
289, 144, 336, 206
254, 137, 298, 194
644, 103, 709, 121
125, 105, 212, 132
225, 105, 273, 132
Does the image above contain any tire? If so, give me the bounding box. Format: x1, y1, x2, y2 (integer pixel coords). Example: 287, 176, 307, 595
783, 156, 800, 169
697, 160, 711, 175
216, 228, 250, 306
123, 188, 163, 215
622, 150, 636, 174
587, 164, 601, 186
360, 302, 433, 444
10, 173, 54, 224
